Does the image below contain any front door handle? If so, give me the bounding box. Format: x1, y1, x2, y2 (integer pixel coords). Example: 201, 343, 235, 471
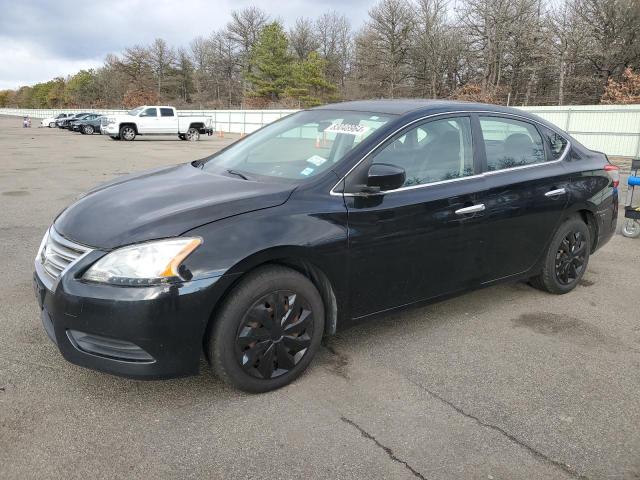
455, 204, 485, 215
545, 188, 566, 197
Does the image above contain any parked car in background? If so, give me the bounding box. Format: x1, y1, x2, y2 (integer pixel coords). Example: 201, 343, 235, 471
101, 106, 213, 141
75, 115, 104, 135
70, 114, 102, 133
34, 100, 619, 392
57, 113, 92, 129
41, 113, 72, 128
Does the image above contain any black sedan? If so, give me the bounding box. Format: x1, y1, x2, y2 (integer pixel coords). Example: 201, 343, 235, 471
34, 100, 618, 392
57, 112, 93, 129
71, 114, 103, 134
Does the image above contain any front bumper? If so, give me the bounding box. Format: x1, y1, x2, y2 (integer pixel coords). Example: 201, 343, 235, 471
33, 252, 236, 379
102, 123, 118, 134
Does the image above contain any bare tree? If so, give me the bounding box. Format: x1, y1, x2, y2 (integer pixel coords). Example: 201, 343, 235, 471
226, 5, 269, 94
571, 0, 640, 95
315, 11, 352, 86
289, 17, 318, 60
548, 1, 586, 104
411, 0, 450, 97
149, 38, 176, 99
361, 0, 414, 97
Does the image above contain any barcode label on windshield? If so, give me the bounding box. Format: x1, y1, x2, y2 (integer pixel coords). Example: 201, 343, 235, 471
324, 123, 369, 136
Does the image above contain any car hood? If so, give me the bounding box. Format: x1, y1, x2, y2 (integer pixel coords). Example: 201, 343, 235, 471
54, 163, 295, 249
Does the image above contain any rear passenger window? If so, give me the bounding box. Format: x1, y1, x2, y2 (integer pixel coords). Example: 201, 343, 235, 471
539, 126, 568, 160
372, 116, 474, 187
160, 108, 174, 117
479, 117, 545, 171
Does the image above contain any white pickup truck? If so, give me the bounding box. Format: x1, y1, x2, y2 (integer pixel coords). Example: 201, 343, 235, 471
101, 106, 214, 141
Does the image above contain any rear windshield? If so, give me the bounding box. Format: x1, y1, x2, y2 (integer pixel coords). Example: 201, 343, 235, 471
201, 110, 395, 181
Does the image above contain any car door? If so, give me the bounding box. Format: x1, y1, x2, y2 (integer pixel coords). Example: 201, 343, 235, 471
158, 107, 179, 134
137, 107, 159, 133
343, 115, 489, 319
475, 115, 571, 282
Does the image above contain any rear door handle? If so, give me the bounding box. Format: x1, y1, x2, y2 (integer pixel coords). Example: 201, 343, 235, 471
455, 204, 485, 215
545, 188, 566, 197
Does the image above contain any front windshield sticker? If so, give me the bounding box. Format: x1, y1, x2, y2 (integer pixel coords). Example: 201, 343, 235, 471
324, 123, 369, 136
300, 167, 314, 176
306, 155, 327, 166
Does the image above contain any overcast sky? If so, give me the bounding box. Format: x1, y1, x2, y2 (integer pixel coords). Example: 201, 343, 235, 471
0, 0, 373, 90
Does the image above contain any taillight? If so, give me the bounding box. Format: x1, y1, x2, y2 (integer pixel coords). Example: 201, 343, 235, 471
604, 164, 620, 188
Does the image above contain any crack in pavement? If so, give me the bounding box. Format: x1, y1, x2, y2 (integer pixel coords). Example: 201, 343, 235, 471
404, 376, 589, 480
341, 416, 427, 480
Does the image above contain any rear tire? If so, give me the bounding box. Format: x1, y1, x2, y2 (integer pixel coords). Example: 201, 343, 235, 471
622, 219, 640, 238
530, 216, 590, 294
208, 265, 324, 393
49, 122, 55, 128
185, 127, 200, 141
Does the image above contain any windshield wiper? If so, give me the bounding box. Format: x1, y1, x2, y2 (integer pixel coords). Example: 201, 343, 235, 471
226, 169, 250, 180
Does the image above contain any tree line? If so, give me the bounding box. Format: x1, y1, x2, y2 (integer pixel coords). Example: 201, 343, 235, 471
1, 0, 639, 110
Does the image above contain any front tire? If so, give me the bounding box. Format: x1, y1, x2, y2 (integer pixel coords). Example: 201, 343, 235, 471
119, 126, 136, 141
530, 216, 590, 294
208, 265, 324, 393
622, 219, 640, 238
49, 122, 55, 128
83, 125, 94, 135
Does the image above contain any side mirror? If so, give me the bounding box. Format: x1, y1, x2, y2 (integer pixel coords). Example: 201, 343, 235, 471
366, 163, 406, 192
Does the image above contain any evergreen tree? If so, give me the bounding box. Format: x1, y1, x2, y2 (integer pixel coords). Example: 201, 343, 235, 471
286, 52, 337, 107
246, 22, 293, 101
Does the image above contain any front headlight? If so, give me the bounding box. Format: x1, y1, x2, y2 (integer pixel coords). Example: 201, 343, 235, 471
36, 228, 50, 263
83, 237, 202, 286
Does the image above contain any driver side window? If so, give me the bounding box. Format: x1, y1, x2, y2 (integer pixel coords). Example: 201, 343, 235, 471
372, 116, 474, 187
140, 108, 157, 117
373, 117, 474, 187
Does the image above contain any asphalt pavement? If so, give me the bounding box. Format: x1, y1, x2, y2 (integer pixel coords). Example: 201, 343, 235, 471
1, 117, 639, 479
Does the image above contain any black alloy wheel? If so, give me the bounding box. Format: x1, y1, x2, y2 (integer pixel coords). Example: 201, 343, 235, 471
209, 265, 324, 392
555, 231, 587, 285
235, 291, 314, 380
529, 216, 590, 294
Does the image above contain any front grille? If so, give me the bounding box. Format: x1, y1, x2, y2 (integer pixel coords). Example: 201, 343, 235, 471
100, 118, 108, 126
40, 228, 91, 280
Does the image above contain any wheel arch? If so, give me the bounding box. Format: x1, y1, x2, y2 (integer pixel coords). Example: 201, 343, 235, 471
201, 247, 341, 357
119, 122, 138, 134
565, 205, 599, 253
188, 122, 205, 130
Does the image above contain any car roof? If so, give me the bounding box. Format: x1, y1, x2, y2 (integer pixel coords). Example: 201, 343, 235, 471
312, 99, 541, 119
312, 99, 560, 132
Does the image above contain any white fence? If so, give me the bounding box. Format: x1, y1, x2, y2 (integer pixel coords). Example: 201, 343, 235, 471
0, 108, 297, 135
515, 105, 640, 158
1, 105, 639, 157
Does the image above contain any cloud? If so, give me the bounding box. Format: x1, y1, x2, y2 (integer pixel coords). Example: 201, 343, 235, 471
0, 0, 372, 89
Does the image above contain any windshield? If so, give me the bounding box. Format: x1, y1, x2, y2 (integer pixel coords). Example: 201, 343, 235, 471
201, 110, 395, 181
128, 107, 143, 116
